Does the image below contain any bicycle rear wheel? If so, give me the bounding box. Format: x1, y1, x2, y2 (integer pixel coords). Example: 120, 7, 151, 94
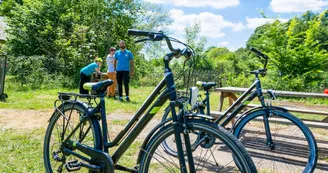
43, 102, 102, 173
139, 121, 257, 173
233, 109, 317, 173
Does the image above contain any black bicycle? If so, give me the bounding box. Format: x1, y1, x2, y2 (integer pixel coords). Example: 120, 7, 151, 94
43, 30, 257, 173
161, 48, 318, 173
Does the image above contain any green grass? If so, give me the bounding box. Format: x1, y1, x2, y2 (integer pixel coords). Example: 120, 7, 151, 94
0, 87, 157, 113
109, 141, 143, 172
293, 113, 325, 121
111, 119, 130, 126
0, 88, 73, 109
0, 128, 45, 172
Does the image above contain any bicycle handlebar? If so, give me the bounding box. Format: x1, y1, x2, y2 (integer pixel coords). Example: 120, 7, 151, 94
127, 29, 152, 36
128, 29, 193, 60
249, 47, 269, 76
250, 47, 269, 59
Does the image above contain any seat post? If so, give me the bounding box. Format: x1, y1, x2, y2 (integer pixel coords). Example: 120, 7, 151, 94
99, 93, 109, 152
205, 89, 210, 116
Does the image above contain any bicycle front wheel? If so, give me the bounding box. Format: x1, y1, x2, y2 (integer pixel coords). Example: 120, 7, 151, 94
233, 109, 317, 173
43, 102, 102, 173
139, 121, 257, 173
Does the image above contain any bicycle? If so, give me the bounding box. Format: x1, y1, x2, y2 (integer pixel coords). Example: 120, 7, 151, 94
43, 29, 257, 173
161, 47, 318, 173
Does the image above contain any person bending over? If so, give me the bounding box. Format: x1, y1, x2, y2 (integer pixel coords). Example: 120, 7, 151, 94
79, 58, 102, 94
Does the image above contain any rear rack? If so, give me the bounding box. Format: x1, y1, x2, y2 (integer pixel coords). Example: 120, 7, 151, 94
53, 92, 100, 121
56, 92, 99, 106
58, 92, 98, 101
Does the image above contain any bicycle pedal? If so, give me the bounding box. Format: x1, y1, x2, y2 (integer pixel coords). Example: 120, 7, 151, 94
66, 160, 81, 172
52, 151, 63, 161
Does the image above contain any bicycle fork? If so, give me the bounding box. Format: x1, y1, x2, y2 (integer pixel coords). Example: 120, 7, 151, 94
262, 108, 275, 150
170, 101, 196, 173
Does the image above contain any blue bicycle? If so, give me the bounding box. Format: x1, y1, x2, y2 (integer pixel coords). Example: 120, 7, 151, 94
161, 48, 318, 173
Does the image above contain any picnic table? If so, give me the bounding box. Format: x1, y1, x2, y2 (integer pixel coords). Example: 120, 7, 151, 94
91, 72, 118, 94
215, 87, 328, 124
91, 72, 109, 82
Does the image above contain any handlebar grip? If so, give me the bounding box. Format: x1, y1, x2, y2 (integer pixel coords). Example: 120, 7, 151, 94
128, 29, 151, 36
250, 47, 268, 59
250, 47, 263, 56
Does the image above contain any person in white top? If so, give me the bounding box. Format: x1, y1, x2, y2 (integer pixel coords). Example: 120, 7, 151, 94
106, 47, 117, 98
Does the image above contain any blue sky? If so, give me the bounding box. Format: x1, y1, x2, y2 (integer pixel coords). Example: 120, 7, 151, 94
143, 0, 328, 51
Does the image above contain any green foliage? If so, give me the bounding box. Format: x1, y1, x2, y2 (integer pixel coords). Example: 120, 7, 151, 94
9, 55, 47, 89
0, 128, 44, 172
2, 0, 328, 93
246, 10, 328, 91
2, 0, 170, 89
202, 47, 260, 87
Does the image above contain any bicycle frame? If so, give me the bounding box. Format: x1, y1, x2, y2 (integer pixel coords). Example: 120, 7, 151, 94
208, 72, 275, 146
60, 52, 195, 172
213, 76, 265, 126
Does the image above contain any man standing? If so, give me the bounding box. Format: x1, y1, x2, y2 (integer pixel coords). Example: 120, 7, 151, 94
114, 40, 134, 102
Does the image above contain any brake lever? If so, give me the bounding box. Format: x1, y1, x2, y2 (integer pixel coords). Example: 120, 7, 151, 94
135, 38, 151, 43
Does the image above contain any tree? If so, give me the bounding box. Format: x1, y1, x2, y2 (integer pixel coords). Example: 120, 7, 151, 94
246, 10, 328, 91
2, 0, 170, 88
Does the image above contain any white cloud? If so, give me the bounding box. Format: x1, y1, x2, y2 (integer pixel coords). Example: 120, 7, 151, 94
144, 0, 240, 9
168, 9, 246, 39
218, 41, 230, 47
246, 17, 288, 29
270, 0, 328, 13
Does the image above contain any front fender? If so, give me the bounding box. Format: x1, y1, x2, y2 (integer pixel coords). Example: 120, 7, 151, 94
232, 106, 288, 130
136, 117, 216, 165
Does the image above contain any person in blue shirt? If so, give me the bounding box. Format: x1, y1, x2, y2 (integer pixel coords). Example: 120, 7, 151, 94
114, 40, 134, 102
79, 58, 103, 94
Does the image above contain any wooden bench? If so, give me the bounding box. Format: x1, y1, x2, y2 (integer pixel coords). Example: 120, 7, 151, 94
209, 110, 328, 129
214, 87, 328, 123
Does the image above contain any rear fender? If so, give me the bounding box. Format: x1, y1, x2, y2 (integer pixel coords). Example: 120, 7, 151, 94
48, 100, 89, 122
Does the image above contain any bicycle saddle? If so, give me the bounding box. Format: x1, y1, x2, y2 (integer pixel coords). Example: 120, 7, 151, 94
197, 81, 217, 90
83, 79, 113, 95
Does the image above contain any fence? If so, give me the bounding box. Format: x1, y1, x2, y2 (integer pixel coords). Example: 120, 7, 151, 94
182, 69, 222, 88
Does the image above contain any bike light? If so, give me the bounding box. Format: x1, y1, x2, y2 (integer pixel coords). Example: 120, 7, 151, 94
189, 87, 199, 107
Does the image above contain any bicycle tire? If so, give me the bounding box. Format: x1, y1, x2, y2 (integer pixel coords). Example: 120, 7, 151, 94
139, 120, 257, 173
43, 102, 102, 173
233, 109, 318, 173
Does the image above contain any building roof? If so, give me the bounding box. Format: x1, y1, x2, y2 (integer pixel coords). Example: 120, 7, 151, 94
0, 17, 7, 41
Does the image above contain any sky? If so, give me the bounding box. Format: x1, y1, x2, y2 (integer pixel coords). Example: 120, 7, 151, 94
143, 0, 328, 51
